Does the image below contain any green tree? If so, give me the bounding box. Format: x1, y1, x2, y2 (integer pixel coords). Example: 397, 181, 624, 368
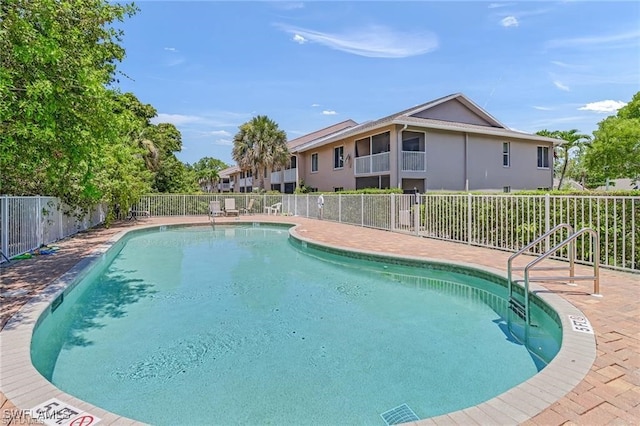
232, 115, 289, 191
536, 129, 590, 189
0, 0, 138, 208
193, 157, 228, 192
585, 92, 640, 186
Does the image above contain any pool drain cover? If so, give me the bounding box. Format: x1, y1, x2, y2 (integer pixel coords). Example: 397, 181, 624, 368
380, 403, 419, 425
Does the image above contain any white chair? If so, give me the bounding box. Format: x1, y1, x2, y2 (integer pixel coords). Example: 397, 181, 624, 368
224, 198, 240, 216
264, 202, 282, 215
209, 201, 224, 218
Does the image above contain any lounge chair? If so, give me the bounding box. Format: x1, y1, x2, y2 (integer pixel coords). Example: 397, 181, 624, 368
224, 198, 240, 216
264, 202, 282, 215
242, 199, 255, 215
209, 200, 224, 218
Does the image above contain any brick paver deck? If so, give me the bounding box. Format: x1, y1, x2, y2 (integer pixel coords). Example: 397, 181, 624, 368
1, 215, 638, 425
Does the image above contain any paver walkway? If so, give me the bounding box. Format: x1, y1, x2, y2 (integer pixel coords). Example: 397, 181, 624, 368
1, 215, 638, 425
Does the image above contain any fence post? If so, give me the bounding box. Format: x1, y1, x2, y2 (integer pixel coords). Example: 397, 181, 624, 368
37, 196, 43, 247
361, 194, 364, 226
414, 194, 420, 236
1, 197, 8, 258
339, 194, 342, 223
545, 193, 551, 252
390, 194, 396, 230
467, 193, 472, 245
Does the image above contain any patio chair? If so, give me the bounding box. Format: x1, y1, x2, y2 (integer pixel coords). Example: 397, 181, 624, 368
242, 199, 256, 215
209, 200, 224, 218
264, 202, 282, 215
224, 198, 240, 216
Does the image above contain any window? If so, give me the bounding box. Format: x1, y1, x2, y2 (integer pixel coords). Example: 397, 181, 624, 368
503, 142, 510, 167
334, 146, 344, 169
537, 146, 550, 168
503, 186, 511, 193
334, 187, 343, 192
311, 153, 318, 172
403, 138, 420, 152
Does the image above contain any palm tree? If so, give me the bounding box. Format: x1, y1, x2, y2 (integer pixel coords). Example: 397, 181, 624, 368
536, 129, 591, 189
193, 157, 226, 192
555, 129, 591, 189
232, 115, 289, 190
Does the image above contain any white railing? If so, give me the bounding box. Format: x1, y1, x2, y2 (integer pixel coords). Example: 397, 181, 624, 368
239, 177, 253, 187
0, 196, 106, 262
355, 152, 391, 175
402, 151, 426, 171
284, 168, 297, 182
128, 193, 640, 272
270, 171, 282, 184
4, 193, 637, 272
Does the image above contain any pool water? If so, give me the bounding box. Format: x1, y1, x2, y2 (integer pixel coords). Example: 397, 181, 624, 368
31, 225, 561, 425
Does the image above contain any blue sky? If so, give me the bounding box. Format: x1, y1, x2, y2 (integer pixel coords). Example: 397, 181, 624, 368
114, 1, 640, 166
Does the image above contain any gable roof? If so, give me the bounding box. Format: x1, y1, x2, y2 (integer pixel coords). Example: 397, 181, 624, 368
287, 119, 358, 150
219, 165, 239, 177
295, 93, 560, 152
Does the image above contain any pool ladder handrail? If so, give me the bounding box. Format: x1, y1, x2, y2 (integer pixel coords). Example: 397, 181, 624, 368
507, 224, 601, 325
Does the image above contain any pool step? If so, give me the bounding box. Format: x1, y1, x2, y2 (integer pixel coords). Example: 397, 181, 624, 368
509, 297, 526, 320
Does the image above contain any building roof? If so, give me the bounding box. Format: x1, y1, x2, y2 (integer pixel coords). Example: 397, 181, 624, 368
218, 165, 239, 178
294, 93, 560, 152
287, 119, 358, 150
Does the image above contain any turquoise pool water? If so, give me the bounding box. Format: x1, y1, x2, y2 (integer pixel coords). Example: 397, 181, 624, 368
32, 225, 561, 425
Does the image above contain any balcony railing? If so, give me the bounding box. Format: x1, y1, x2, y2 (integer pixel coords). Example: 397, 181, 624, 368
402, 151, 426, 172
355, 152, 390, 175
283, 168, 297, 182
270, 171, 282, 184
239, 177, 253, 187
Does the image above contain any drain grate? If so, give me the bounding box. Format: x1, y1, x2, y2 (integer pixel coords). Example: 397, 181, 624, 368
380, 403, 419, 425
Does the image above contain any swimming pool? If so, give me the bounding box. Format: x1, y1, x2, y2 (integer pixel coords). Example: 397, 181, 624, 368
30, 224, 563, 425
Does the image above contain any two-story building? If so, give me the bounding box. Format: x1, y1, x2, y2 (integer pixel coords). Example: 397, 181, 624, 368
223, 93, 560, 193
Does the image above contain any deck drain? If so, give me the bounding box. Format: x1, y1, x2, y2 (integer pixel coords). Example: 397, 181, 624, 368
380, 403, 419, 425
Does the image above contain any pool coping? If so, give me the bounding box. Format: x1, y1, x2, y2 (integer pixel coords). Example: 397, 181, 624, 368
0, 221, 596, 425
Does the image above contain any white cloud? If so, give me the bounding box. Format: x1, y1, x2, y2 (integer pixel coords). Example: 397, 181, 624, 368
322, 110, 337, 115
546, 30, 640, 49
215, 139, 233, 146
166, 57, 186, 67
272, 2, 304, 10
533, 106, 554, 111
488, 3, 514, 9
553, 80, 570, 91
293, 34, 307, 44
578, 100, 627, 113
311, 103, 320, 107
501, 16, 519, 27
164, 47, 177, 52
153, 113, 202, 126
275, 23, 438, 58
210, 130, 231, 137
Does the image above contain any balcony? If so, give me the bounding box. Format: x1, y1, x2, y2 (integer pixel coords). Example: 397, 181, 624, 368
271, 168, 297, 184
239, 177, 253, 187
401, 151, 426, 172
270, 171, 282, 184
355, 152, 390, 175
283, 168, 297, 182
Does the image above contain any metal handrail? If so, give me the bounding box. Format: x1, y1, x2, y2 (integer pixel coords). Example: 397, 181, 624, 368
507, 223, 574, 299
521, 228, 600, 324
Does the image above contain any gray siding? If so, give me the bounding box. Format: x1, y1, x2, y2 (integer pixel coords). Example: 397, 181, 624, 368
425, 131, 466, 190
412, 99, 493, 127
466, 135, 553, 190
